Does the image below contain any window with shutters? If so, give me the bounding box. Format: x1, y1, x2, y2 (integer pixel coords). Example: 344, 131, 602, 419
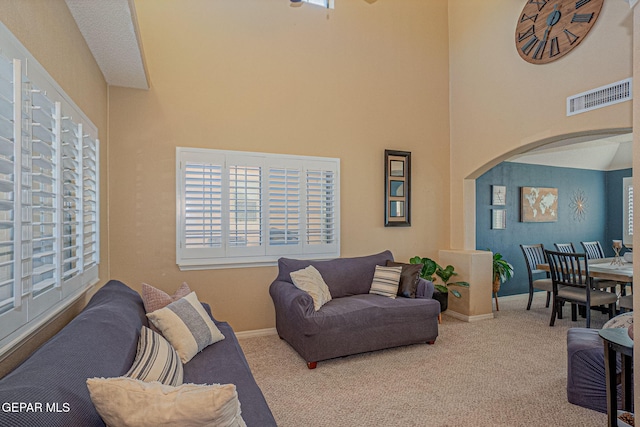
177, 148, 340, 269
623, 177, 633, 247
0, 22, 99, 352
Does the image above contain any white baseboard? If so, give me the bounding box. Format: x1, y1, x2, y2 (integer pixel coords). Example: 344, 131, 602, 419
444, 310, 495, 322
235, 328, 278, 339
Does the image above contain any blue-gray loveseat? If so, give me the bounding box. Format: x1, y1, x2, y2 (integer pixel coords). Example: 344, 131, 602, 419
0, 280, 276, 426
270, 251, 440, 369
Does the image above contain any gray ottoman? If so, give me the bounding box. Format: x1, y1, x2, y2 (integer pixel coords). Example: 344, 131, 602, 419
567, 328, 622, 413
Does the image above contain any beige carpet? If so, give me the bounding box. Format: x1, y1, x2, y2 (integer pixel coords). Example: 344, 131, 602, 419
239, 293, 612, 426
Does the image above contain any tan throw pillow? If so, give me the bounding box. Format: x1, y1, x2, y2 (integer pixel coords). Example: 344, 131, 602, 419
141, 282, 192, 313
147, 292, 225, 363
125, 326, 183, 386
290, 265, 332, 311
369, 265, 402, 299
86, 377, 246, 427
386, 261, 422, 298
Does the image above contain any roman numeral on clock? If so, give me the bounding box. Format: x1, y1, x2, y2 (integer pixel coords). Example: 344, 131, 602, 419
533, 39, 547, 60
518, 25, 536, 42
520, 13, 538, 23
521, 35, 539, 56
549, 37, 560, 57
575, 0, 591, 8
564, 29, 579, 44
572, 13, 593, 23
528, 0, 548, 11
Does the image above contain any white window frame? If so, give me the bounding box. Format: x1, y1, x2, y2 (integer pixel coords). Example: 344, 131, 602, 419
623, 176, 633, 247
0, 22, 100, 355
176, 148, 340, 270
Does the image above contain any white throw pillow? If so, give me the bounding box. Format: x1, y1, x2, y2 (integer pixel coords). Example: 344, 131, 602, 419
290, 265, 332, 311
147, 292, 225, 363
369, 265, 402, 299
86, 377, 246, 427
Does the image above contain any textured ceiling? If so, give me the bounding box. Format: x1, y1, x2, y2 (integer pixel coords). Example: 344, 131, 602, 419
65, 0, 149, 89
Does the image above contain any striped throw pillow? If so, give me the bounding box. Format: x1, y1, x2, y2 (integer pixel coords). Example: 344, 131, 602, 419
126, 326, 183, 386
369, 265, 402, 299
147, 292, 225, 363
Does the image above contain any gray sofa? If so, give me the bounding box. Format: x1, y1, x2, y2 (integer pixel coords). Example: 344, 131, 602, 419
269, 250, 440, 368
0, 280, 276, 427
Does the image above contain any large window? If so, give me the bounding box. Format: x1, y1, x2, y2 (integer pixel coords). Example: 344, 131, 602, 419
176, 148, 339, 269
0, 23, 99, 352
623, 177, 633, 247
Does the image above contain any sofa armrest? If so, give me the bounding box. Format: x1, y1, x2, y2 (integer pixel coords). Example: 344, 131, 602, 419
269, 280, 315, 321
416, 278, 434, 299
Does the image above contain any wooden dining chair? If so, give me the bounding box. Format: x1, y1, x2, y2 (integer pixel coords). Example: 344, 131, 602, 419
520, 244, 553, 310
554, 243, 576, 253
545, 250, 617, 328
580, 241, 606, 259
580, 241, 621, 293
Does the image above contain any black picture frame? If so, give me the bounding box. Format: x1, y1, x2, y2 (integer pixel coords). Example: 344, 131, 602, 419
384, 150, 411, 227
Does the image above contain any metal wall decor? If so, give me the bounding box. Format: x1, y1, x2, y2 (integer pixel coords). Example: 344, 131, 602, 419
570, 189, 588, 222
384, 150, 411, 226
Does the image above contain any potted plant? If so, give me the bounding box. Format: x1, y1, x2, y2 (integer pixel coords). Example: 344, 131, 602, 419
409, 256, 470, 313
491, 252, 514, 311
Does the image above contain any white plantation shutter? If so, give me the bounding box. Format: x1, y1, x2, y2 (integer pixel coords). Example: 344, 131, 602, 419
29, 86, 58, 301
267, 163, 300, 255
305, 162, 338, 255
227, 159, 263, 256
177, 148, 339, 269
0, 55, 16, 318
0, 22, 100, 351
61, 117, 81, 284
623, 177, 633, 247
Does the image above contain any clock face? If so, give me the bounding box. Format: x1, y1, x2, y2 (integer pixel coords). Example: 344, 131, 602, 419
515, 0, 604, 64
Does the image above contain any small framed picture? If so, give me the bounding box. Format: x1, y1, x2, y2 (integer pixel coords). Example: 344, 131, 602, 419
492, 209, 506, 230
492, 185, 506, 206
384, 150, 411, 227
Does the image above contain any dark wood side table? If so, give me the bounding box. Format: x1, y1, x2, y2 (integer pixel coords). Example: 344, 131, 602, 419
599, 327, 634, 427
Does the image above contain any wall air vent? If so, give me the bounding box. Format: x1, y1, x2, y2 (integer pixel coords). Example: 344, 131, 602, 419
567, 78, 632, 116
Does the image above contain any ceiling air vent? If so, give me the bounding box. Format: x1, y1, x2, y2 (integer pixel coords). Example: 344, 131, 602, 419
567, 78, 632, 116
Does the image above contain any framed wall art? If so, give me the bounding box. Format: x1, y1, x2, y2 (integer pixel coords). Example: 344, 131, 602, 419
521, 186, 558, 222
492, 185, 506, 206
385, 150, 411, 227
492, 209, 506, 230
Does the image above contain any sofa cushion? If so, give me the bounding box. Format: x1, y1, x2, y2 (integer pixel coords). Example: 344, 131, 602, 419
125, 326, 183, 386
276, 250, 394, 298
386, 261, 421, 298
290, 265, 332, 310
147, 292, 225, 363
299, 293, 439, 336
0, 280, 147, 427
184, 314, 277, 427
369, 265, 402, 298
86, 377, 246, 427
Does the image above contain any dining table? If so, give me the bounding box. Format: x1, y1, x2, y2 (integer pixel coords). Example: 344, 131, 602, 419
537, 257, 633, 283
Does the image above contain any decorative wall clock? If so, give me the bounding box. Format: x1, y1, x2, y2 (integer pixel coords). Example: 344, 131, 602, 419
569, 189, 588, 222
515, 0, 604, 64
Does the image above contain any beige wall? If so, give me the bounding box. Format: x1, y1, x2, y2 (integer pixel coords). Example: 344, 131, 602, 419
449, 0, 634, 250
109, 0, 451, 332
0, 0, 108, 372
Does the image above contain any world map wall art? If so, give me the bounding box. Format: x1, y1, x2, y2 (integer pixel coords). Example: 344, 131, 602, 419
520, 187, 558, 222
